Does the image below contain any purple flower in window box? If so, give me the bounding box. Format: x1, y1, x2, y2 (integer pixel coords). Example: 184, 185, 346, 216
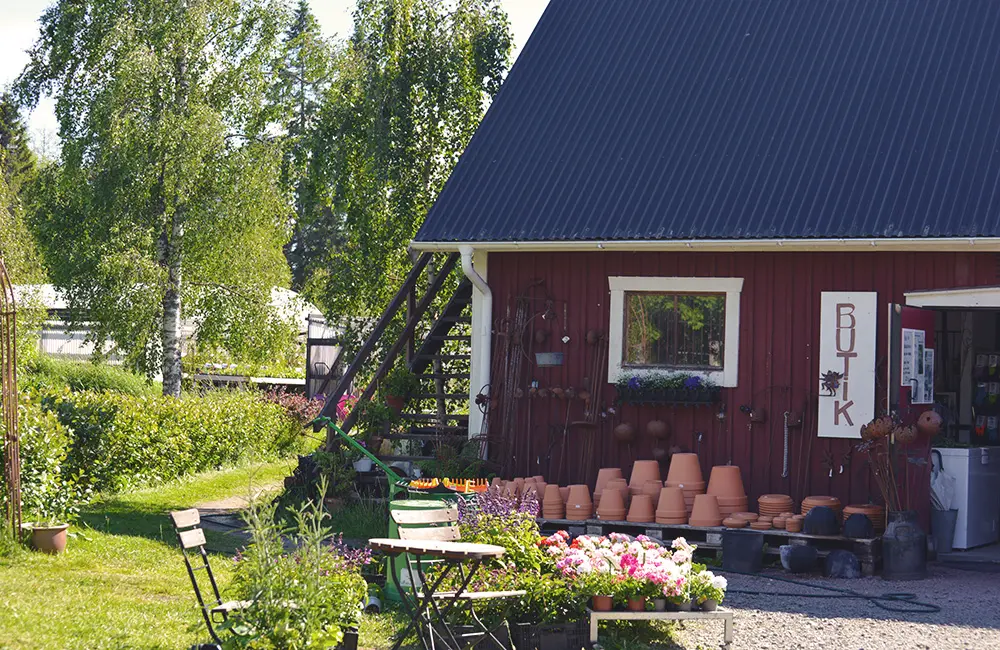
683, 376, 703, 390
627, 376, 642, 390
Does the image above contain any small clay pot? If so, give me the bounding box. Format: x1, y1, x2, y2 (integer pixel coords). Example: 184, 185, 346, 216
566, 484, 593, 520
665, 453, 704, 485
592, 595, 613, 611
597, 486, 627, 520
627, 597, 647, 612
733, 512, 759, 522
559, 487, 570, 504
642, 480, 663, 508
723, 517, 748, 528
689, 494, 723, 526
543, 484, 565, 518
490, 477, 503, 488
706, 465, 746, 499
626, 494, 656, 523
29, 524, 69, 554
773, 516, 787, 529
656, 487, 687, 517
614, 422, 636, 443
750, 521, 772, 531
629, 460, 662, 495
606, 478, 630, 507
646, 419, 669, 439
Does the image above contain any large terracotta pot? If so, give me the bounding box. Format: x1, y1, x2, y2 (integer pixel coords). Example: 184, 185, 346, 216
656, 487, 689, 524
706, 465, 746, 498
629, 460, 662, 495
512, 478, 525, 493
594, 467, 624, 507
665, 453, 704, 485
542, 484, 565, 518
801, 495, 841, 517
597, 486, 626, 520
626, 494, 655, 523
566, 484, 593, 520
559, 487, 570, 504
642, 480, 663, 508
490, 477, 503, 488
606, 478, 630, 508
30, 523, 69, 554
689, 494, 723, 526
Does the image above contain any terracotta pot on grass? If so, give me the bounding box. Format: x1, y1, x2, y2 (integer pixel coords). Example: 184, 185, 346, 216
665, 453, 704, 485
30, 523, 69, 555
597, 486, 626, 520
688, 494, 723, 527
707, 465, 746, 499
629, 460, 662, 495
626, 494, 655, 523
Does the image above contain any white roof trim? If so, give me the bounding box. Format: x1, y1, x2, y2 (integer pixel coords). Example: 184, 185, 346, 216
905, 286, 1000, 308
411, 237, 1000, 253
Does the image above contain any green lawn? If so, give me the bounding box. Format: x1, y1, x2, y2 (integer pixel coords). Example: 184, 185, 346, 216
0, 460, 402, 650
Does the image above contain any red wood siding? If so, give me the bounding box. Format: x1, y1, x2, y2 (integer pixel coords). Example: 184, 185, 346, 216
485, 250, 997, 510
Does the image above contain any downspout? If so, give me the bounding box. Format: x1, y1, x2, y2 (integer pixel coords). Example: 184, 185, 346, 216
460, 246, 491, 441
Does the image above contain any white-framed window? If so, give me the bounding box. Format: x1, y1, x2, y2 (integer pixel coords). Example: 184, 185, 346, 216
608, 277, 743, 388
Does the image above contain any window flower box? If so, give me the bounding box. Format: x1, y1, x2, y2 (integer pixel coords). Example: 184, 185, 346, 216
615, 373, 722, 406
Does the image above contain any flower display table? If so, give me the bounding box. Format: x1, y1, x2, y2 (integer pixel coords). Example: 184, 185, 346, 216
588, 607, 734, 648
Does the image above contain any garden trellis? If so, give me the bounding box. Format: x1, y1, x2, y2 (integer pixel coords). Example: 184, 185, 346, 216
0, 258, 18, 536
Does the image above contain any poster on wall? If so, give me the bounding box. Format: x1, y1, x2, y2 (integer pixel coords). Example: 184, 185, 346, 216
901, 328, 921, 385
913, 348, 935, 404
818, 291, 877, 439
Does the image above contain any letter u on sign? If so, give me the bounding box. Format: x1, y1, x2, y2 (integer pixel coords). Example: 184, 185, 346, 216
818, 292, 877, 439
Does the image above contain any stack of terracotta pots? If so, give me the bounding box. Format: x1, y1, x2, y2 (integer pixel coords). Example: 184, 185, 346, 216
626, 494, 656, 523
565, 484, 593, 520
559, 487, 570, 504
706, 465, 747, 517
641, 480, 663, 508
665, 453, 705, 514
655, 487, 688, 524
597, 485, 627, 520
785, 514, 805, 532
688, 494, 723, 527
542, 484, 565, 519
842, 504, 885, 534
758, 494, 795, 518
628, 460, 662, 496
801, 495, 842, 518
606, 477, 630, 509
593, 468, 624, 509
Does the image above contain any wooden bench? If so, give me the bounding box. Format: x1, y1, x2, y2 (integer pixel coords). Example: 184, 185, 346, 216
588, 608, 734, 649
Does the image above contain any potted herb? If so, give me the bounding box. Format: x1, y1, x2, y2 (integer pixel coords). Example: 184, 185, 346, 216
381, 366, 420, 413
24, 479, 86, 555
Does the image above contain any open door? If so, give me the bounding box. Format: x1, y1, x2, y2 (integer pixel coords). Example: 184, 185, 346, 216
888, 304, 936, 530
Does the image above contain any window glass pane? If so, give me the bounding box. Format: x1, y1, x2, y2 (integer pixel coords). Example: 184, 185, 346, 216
624, 292, 725, 369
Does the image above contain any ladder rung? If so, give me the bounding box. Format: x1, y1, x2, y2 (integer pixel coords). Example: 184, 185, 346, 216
383, 432, 467, 441
412, 394, 468, 400
413, 354, 469, 362
417, 373, 468, 380
400, 413, 468, 421
429, 335, 470, 342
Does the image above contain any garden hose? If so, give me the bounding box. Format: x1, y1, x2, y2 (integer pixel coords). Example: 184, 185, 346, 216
719, 570, 942, 614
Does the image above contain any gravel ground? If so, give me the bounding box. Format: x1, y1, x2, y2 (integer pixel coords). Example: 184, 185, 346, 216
674, 564, 1000, 650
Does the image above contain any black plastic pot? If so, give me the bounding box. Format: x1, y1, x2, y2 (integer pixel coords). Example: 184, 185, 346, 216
336, 629, 359, 650
722, 529, 764, 574
882, 510, 928, 581
509, 619, 588, 650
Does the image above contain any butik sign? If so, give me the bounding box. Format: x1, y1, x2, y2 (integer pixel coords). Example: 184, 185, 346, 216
817, 292, 877, 439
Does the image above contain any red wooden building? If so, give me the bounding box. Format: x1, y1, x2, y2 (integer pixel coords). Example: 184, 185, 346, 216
408, 0, 1000, 526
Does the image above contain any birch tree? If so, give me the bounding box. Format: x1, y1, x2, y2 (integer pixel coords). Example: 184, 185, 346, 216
18, 0, 291, 396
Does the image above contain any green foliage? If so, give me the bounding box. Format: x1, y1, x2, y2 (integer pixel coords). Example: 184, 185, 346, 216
354, 398, 398, 441
310, 448, 358, 498
417, 439, 486, 478
17, 0, 293, 394
25, 356, 158, 396
42, 388, 304, 493
222, 482, 369, 650
381, 365, 420, 399
303, 0, 512, 321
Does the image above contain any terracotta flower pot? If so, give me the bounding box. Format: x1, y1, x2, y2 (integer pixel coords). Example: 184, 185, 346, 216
706, 465, 746, 499
560, 487, 570, 504
490, 477, 503, 488
606, 478, 630, 508
723, 517, 748, 528
30, 523, 69, 554
594, 467, 624, 505
512, 478, 525, 492
566, 484, 593, 520
629, 460, 662, 495
385, 394, 405, 413
786, 518, 803, 532
597, 486, 626, 520
543, 484, 565, 518
665, 453, 704, 485
627, 494, 655, 523
733, 512, 759, 522
627, 597, 647, 611
642, 480, 663, 508
689, 494, 723, 526
591, 595, 613, 611
657, 487, 687, 515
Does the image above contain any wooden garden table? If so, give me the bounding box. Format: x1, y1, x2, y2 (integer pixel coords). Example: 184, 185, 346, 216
368, 538, 508, 650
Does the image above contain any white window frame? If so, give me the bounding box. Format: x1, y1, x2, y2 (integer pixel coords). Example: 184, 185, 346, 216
608, 276, 744, 388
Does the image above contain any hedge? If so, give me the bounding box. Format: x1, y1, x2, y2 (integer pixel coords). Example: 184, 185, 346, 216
27, 356, 158, 397
32, 388, 305, 494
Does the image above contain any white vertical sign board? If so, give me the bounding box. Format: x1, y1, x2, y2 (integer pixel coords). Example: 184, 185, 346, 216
818, 292, 877, 439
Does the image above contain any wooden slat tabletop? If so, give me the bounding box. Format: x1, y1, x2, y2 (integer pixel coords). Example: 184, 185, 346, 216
368, 538, 506, 560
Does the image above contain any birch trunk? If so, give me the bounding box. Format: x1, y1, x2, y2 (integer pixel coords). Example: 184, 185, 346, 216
161, 214, 184, 397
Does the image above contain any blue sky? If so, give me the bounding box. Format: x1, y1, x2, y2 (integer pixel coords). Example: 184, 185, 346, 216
0, 0, 548, 148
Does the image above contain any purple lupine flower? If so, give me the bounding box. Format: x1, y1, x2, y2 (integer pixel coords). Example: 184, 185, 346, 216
684, 376, 702, 389
627, 376, 641, 390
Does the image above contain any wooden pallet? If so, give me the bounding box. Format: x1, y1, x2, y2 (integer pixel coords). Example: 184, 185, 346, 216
538, 518, 881, 577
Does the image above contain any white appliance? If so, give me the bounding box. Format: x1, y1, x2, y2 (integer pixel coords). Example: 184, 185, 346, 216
932, 447, 1000, 549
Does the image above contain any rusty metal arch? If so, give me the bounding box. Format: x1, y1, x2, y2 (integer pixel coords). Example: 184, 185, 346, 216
0, 258, 18, 535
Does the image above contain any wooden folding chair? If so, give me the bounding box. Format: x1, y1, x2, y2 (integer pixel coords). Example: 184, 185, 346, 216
170, 508, 250, 645
391, 501, 524, 648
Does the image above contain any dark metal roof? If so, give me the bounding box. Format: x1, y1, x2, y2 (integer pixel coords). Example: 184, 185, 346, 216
415, 0, 1000, 243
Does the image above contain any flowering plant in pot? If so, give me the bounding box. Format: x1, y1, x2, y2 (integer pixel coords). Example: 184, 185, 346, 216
24, 476, 89, 554
688, 567, 727, 610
